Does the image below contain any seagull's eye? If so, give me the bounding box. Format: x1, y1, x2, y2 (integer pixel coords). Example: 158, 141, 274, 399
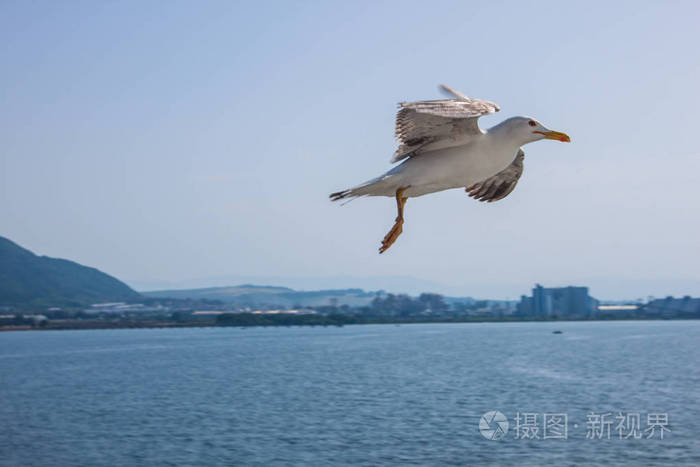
528, 120, 536, 127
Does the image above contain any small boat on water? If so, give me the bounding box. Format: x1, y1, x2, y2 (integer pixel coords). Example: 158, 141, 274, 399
552, 330, 563, 334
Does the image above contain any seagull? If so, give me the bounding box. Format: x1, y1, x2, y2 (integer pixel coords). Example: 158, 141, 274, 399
330, 84, 571, 253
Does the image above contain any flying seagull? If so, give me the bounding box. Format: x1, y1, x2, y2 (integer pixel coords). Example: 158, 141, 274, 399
330, 84, 571, 253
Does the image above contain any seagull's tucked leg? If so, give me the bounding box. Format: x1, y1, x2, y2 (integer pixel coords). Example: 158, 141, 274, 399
379, 188, 408, 254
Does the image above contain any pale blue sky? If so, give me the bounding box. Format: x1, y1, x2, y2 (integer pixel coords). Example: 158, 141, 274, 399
2, 1, 699, 299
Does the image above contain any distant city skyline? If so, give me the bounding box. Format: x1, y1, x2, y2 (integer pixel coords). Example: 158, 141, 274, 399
2, 1, 699, 300
517, 284, 599, 317
125, 273, 698, 302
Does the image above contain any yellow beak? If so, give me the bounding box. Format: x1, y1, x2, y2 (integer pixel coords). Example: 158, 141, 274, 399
535, 130, 571, 142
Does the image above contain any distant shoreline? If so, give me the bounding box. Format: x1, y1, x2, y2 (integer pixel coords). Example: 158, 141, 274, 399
2, 314, 698, 332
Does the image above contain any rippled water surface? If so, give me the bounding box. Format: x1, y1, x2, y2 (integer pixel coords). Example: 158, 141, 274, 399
2, 321, 700, 465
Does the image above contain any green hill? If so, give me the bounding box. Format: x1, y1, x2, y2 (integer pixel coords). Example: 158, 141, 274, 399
142, 284, 379, 308
0, 236, 139, 308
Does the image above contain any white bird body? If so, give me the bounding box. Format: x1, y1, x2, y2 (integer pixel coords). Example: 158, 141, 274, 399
357, 123, 523, 198
330, 84, 570, 253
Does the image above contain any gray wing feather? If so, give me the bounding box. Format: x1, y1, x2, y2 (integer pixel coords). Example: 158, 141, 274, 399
392, 85, 499, 163
466, 149, 524, 203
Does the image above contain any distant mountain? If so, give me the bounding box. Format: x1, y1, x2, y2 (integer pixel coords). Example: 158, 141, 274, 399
142, 284, 478, 309
0, 236, 139, 307
129, 274, 457, 296
142, 284, 380, 308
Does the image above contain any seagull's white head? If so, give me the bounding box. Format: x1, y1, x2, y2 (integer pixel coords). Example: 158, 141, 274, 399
498, 116, 571, 145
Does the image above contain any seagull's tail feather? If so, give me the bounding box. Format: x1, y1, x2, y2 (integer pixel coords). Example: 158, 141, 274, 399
329, 189, 352, 202
329, 175, 392, 202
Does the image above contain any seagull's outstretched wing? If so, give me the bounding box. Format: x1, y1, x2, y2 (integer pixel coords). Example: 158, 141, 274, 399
466, 149, 524, 202
392, 84, 499, 163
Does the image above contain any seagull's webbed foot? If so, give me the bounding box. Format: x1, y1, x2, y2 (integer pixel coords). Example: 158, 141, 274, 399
379, 217, 403, 254
379, 188, 408, 254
